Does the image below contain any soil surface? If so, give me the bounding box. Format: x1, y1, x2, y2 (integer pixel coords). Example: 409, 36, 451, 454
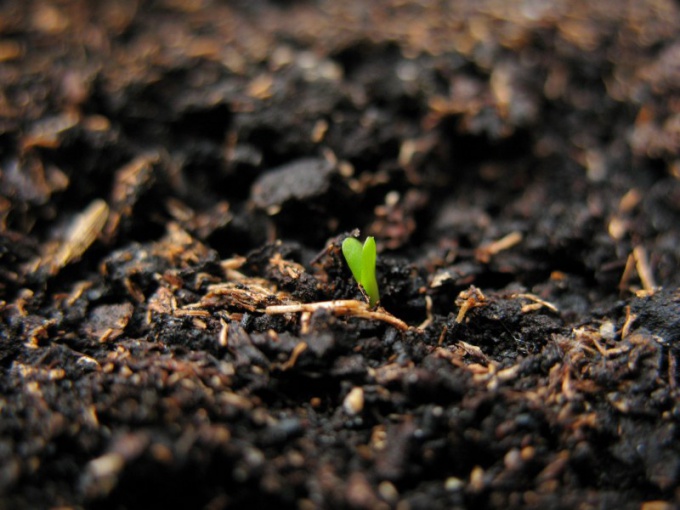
1, 1, 680, 509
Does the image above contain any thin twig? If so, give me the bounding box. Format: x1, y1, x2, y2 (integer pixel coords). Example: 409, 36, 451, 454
266, 300, 409, 331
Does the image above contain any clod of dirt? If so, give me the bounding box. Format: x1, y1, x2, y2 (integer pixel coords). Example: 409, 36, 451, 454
250, 158, 336, 214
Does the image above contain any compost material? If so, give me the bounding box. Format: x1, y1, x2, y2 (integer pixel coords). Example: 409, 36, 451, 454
1, 1, 680, 508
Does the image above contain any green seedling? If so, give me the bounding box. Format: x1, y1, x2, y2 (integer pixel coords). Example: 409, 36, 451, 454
342, 236, 380, 307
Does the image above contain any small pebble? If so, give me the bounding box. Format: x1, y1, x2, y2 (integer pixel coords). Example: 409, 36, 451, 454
343, 387, 364, 416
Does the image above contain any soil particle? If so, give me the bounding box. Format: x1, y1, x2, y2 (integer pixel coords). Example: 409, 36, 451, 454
629, 290, 680, 349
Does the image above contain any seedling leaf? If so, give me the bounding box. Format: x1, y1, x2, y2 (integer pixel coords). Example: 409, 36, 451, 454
342, 236, 380, 307
361, 237, 379, 307
342, 237, 363, 283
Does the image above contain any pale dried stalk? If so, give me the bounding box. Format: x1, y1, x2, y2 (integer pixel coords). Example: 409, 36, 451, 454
52, 199, 109, 271
512, 293, 559, 313
266, 299, 409, 331
633, 245, 657, 292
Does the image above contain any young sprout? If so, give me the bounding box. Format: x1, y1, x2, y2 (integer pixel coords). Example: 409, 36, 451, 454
341, 236, 380, 307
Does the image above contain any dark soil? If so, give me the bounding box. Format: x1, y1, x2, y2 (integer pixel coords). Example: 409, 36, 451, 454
2, 1, 680, 509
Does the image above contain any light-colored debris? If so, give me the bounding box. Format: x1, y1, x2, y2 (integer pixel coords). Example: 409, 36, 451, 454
76, 355, 101, 371
456, 340, 489, 363
417, 295, 434, 330
220, 256, 247, 271
511, 293, 559, 313
437, 325, 448, 346
633, 245, 657, 292
573, 326, 631, 357
269, 252, 305, 279
619, 245, 658, 294
43, 199, 109, 274
266, 300, 409, 331
343, 387, 365, 416
218, 318, 229, 347
21, 111, 79, 150
200, 280, 291, 312
621, 305, 637, 339
475, 231, 522, 263
279, 342, 308, 371
103, 153, 158, 241
454, 286, 486, 324
469, 466, 486, 492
